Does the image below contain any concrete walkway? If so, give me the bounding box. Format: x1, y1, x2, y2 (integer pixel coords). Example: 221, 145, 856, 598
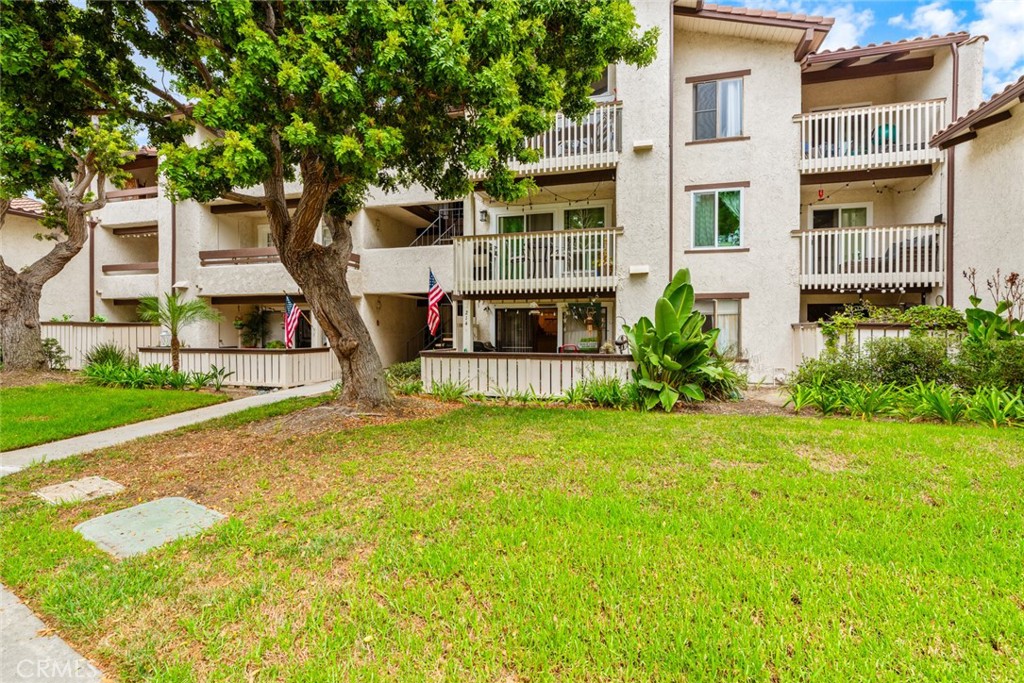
1, 584, 103, 682
0, 381, 334, 477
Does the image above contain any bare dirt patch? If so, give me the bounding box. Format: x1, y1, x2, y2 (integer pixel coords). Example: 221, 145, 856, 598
246, 395, 456, 439
794, 445, 857, 474
0, 369, 81, 388
710, 459, 766, 471
678, 387, 791, 417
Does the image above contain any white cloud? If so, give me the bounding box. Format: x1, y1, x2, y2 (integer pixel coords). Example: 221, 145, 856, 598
741, 1, 875, 49
887, 1, 966, 35
969, 0, 1024, 78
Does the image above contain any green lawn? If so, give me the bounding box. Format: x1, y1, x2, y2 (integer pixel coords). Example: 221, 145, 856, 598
0, 383, 229, 451
2, 405, 1023, 681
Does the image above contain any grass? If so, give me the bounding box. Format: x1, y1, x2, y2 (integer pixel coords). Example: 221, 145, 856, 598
0, 383, 228, 451
2, 405, 1024, 681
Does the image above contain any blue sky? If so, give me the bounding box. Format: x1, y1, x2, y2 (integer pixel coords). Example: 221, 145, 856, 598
746, 0, 1024, 95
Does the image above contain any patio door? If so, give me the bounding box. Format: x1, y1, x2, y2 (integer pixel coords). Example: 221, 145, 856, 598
499, 214, 554, 281
496, 307, 558, 353
811, 205, 870, 272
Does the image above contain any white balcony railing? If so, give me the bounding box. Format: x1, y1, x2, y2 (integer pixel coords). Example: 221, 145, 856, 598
478, 102, 622, 177
453, 227, 620, 297
795, 100, 945, 173
794, 223, 946, 291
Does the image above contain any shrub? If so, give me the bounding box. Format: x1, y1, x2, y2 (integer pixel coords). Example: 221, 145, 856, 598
386, 359, 421, 382
835, 381, 901, 420
863, 336, 954, 386
84, 342, 135, 369
265, 340, 286, 349
209, 365, 234, 391
42, 338, 70, 371
967, 387, 1022, 429
579, 377, 628, 409
791, 346, 869, 387
991, 339, 1024, 391
429, 379, 468, 402
906, 380, 969, 425
392, 379, 423, 396
623, 268, 740, 411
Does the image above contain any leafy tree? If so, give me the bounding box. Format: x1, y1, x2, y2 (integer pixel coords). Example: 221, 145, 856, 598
0, 0, 155, 369
110, 0, 656, 405
138, 292, 222, 371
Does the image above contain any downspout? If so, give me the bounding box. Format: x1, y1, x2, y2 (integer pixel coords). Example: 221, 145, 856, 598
88, 220, 96, 319
667, 0, 675, 278
945, 42, 959, 306
171, 202, 177, 285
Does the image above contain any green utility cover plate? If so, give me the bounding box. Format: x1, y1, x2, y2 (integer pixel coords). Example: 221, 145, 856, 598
74, 497, 225, 559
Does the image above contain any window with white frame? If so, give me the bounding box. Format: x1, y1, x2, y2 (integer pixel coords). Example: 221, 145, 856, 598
693, 78, 743, 141
695, 299, 741, 357
810, 204, 871, 230
692, 189, 742, 248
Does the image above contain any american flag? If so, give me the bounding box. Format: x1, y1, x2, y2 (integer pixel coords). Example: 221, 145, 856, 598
284, 295, 301, 349
427, 269, 444, 336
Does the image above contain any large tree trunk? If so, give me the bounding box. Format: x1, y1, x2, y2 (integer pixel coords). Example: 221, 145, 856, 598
278, 240, 391, 407
0, 266, 46, 370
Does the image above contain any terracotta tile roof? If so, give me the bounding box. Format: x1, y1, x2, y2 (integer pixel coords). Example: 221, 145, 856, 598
805, 32, 970, 63
932, 73, 1024, 147
136, 146, 159, 156
8, 197, 45, 216
700, 3, 834, 27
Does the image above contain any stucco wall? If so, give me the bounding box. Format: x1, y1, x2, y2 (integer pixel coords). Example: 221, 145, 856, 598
672, 29, 803, 380
952, 102, 1024, 307
0, 214, 92, 322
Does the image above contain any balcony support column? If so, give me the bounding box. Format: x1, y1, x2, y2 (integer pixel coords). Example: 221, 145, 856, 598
461, 300, 475, 352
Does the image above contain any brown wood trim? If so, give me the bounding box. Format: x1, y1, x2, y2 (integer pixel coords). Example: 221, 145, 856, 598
211, 295, 306, 305
209, 197, 298, 215
695, 292, 750, 300
454, 226, 623, 240
877, 51, 911, 64
970, 109, 1012, 131
684, 136, 750, 146
683, 181, 750, 192
802, 56, 934, 85
804, 34, 968, 66
348, 253, 361, 269
800, 165, 932, 186
473, 168, 616, 191
683, 247, 750, 254
138, 346, 334, 355
111, 226, 158, 236
41, 321, 156, 327
793, 28, 815, 62
122, 155, 159, 172
799, 286, 934, 295
684, 69, 750, 84
200, 247, 281, 265
674, 5, 832, 32
106, 186, 158, 200
420, 350, 632, 362
101, 262, 158, 274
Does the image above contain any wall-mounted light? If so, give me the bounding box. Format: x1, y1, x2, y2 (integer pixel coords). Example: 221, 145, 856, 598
479, 210, 489, 223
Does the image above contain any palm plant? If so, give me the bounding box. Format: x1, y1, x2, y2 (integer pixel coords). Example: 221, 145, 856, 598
138, 292, 222, 371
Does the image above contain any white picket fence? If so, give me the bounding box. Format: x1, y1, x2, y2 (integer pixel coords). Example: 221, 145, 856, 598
791, 322, 961, 367
41, 322, 161, 370
137, 347, 343, 388
421, 350, 634, 397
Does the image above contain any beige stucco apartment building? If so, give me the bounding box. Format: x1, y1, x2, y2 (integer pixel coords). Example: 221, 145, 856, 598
5, 2, 1022, 389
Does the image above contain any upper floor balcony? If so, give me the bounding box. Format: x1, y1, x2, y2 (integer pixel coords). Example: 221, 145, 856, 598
481, 102, 622, 178
795, 100, 945, 174
793, 222, 946, 291
195, 246, 362, 297
97, 262, 158, 300
453, 227, 620, 298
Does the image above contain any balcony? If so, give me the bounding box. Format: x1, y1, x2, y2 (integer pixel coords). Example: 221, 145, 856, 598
97, 187, 160, 227
793, 223, 946, 291
795, 100, 945, 174
98, 262, 158, 300
477, 102, 622, 178
196, 247, 362, 297
453, 227, 620, 297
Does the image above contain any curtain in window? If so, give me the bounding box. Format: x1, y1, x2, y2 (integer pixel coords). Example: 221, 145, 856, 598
717, 191, 741, 247
719, 79, 743, 137
693, 193, 716, 247
715, 300, 740, 356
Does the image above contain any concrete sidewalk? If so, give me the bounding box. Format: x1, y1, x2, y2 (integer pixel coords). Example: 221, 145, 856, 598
1, 585, 103, 682
0, 381, 334, 477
